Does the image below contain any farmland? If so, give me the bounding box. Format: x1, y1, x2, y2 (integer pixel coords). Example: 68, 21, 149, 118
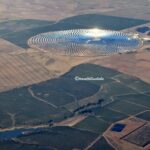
136, 111, 150, 121
0, 11, 149, 150
74, 116, 109, 134
18, 126, 98, 150
0, 53, 51, 92
124, 123, 150, 147
89, 137, 115, 150
0, 63, 149, 128
0, 61, 149, 150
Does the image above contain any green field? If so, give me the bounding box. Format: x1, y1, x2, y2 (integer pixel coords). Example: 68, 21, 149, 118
0, 63, 149, 129
74, 116, 109, 134
0, 126, 98, 150
0, 63, 149, 149
92, 107, 127, 123
61, 14, 149, 30
129, 81, 150, 92
100, 82, 136, 98
0, 19, 54, 36
136, 111, 150, 121
0, 64, 101, 128
113, 74, 139, 85
89, 137, 115, 150
0, 141, 52, 150
65, 63, 118, 86
107, 100, 148, 115
116, 94, 150, 108
32, 77, 99, 102
0, 111, 12, 128
0, 87, 72, 127
114, 74, 150, 92
18, 126, 98, 150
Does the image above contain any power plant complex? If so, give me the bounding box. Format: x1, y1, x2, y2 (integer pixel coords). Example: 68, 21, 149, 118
28, 28, 143, 56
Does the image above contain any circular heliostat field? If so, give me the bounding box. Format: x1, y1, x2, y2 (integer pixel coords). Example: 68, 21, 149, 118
28, 29, 143, 56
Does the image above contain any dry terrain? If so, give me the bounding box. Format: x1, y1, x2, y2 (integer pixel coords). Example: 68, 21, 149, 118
0, 43, 101, 93
0, 51, 51, 92
0, 0, 149, 21
26, 48, 98, 78
0, 38, 24, 53
0, 38, 98, 92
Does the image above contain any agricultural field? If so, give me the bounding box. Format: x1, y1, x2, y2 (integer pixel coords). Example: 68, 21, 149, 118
100, 82, 137, 98
103, 116, 150, 150
0, 11, 149, 150
0, 126, 98, 150
0, 63, 149, 129
136, 111, 150, 121
64, 63, 119, 85
89, 137, 115, 150
0, 64, 101, 128
116, 94, 150, 108
18, 126, 98, 150
0, 53, 51, 92
0, 87, 72, 128
60, 14, 148, 30
31, 76, 99, 102
0, 19, 54, 35
123, 123, 150, 147
0, 38, 24, 53
0, 61, 149, 149
73, 105, 128, 135
74, 116, 109, 134
113, 74, 150, 92
107, 100, 148, 115
92, 107, 127, 123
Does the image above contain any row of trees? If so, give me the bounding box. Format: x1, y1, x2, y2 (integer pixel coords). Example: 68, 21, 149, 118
73, 98, 105, 115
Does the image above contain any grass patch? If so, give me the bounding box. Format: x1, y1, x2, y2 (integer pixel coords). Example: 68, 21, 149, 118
0, 87, 71, 127
74, 116, 109, 134
116, 94, 150, 108
89, 137, 115, 150
92, 107, 127, 123
0, 19, 54, 35
108, 100, 148, 115
19, 126, 98, 150
61, 14, 149, 30
136, 111, 150, 121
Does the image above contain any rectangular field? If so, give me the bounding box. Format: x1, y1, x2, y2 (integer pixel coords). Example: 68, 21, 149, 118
136, 111, 150, 121
0, 19, 54, 35
89, 137, 115, 150
123, 123, 150, 147
0, 53, 50, 92
74, 116, 109, 134
18, 126, 98, 150
92, 107, 128, 123
116, 94, 150, 108
107, 100, 148, 115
